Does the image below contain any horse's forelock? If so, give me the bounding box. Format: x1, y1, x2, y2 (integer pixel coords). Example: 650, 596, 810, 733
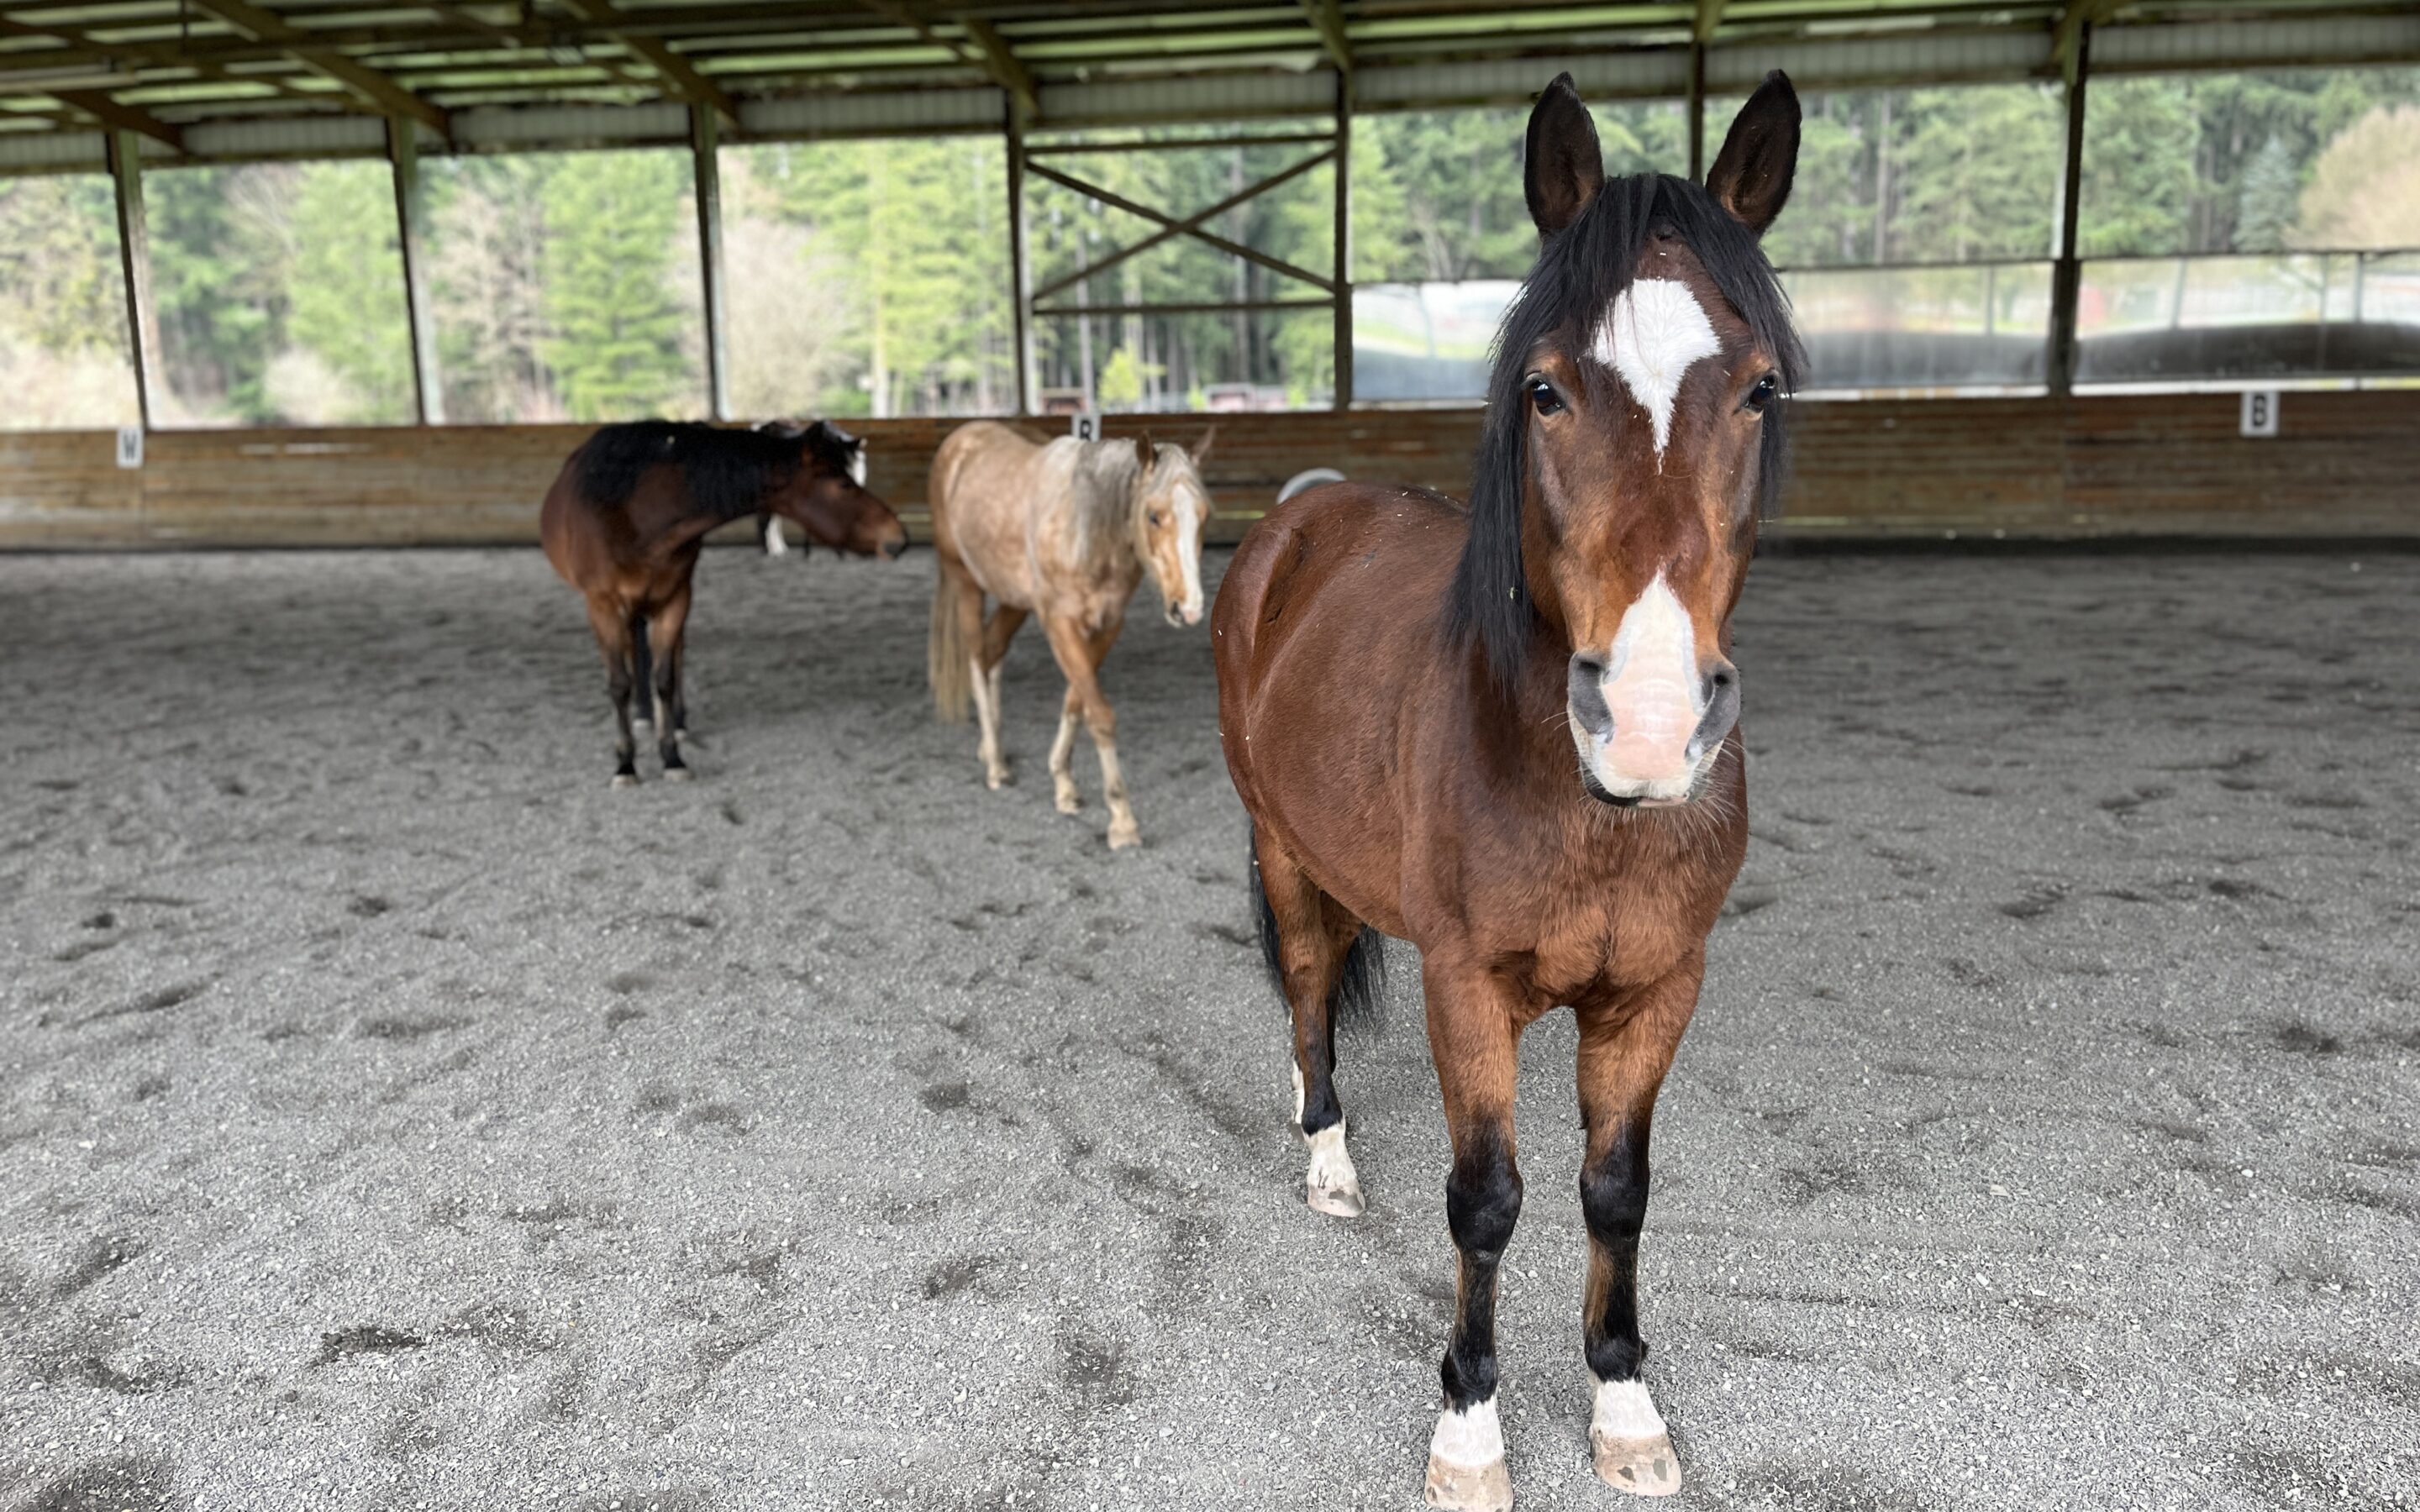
1449, 171, 1799, 696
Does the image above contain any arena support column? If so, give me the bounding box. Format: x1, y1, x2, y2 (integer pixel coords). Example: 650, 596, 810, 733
1686, 42, 1707, 181
106, 129, 164, 432
387, 118, 445, 425
1332, 70, 1353, 412
1007, 94, 1035, 417
2048, 22, 2092, 397
692, 106, 732, 421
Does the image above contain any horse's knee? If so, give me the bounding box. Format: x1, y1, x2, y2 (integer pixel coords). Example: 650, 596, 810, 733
1445, 1133, 1523, 1263
1580, 1155, 1650, 1247
1084, 704, 1117, 743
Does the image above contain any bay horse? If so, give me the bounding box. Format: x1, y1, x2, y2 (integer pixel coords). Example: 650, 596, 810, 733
1213, 73, 1802, 1507
539, 419, 907, 786
927, 421, 1213, 850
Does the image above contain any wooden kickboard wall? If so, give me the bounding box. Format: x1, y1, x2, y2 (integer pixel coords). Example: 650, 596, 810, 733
2, 392, 2413, 551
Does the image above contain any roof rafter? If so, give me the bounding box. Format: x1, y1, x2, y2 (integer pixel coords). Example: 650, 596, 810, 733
1301, 0, 1353, 73
0, 13, 332, 113
957, 14, 1039, 115
54, 88, 186, 150
1695, 0, 1728, 43
2054, 0, 2126, 84
183, 0, 452, 134
560, 0, 741, 124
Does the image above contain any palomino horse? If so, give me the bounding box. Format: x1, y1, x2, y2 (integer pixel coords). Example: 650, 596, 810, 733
927, 422, 1213, 849
1214, 74, 1802, 1507
540, 419, 906, 785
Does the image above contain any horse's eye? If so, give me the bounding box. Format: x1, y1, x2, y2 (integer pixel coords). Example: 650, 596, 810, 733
1526, 376, 1564, 417
1744, 373, 1779, 412
1149, 511, 1164, 528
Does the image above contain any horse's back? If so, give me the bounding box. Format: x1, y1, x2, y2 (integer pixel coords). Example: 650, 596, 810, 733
930, 422, 1074, 608
1215, 480, 1465, 701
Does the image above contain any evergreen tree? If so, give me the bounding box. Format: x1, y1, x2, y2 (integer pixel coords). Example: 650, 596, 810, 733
286, 162, 413, 423
2233, 134, 2301, 252
541, 151, 692, 421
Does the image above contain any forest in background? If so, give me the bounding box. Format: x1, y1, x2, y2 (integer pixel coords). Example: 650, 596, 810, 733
0, 67, 2413, 428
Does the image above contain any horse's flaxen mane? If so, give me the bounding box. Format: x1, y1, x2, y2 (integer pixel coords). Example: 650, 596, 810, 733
1068, 438, 1150, 559
576, 420, 860, 522
1448, 172, 1803, 695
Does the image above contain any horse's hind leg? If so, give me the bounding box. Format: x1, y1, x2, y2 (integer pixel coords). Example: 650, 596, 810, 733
1254, 833, 1370, 1218
648, 585, 694, 780
949, 568, 1011, 790
582, 596, 640, 787
629, 613, 654, 732
1572, 963, 1700, 1499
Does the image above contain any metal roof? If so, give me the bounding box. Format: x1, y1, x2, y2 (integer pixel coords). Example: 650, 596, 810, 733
0, 0, 2413, 168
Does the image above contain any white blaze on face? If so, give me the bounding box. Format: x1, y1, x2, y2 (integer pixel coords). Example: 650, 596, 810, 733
1171, 479, 1206, 624
1597, 572, 1703, 789
1590, 277, 1722, 462
848, 446, 867, 487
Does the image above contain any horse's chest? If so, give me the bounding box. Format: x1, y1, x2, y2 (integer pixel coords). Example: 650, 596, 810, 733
1526, 869, 1715, 1003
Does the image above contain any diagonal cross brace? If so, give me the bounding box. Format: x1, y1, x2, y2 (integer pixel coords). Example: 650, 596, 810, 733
1028, 148, 1338, 304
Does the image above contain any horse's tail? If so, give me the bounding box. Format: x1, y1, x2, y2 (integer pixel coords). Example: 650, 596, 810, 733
929, 563, 971, 723
1249, 821, 1384, 1033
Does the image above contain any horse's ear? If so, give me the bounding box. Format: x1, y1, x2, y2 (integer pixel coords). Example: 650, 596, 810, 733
1706, 71, 1801, 238
1191, 424, 1216, 466
1524, 72, 1604, 236
1134, 433, 1155, 473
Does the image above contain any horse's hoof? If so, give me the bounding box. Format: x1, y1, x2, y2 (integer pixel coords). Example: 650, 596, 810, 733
1591, 1433, 1680, 1498
1054, 785, 1082, 815
1307, 1181, 1365, 1219
1426, 1400, 1509, 1510
1107, 821, 1141, 851
662, 766, 693, 783
611, 773, 639, 790
1423, 1454, 1512, 1511
1590, 1379, 1679, 1497
1304, 1124, 1365, 1217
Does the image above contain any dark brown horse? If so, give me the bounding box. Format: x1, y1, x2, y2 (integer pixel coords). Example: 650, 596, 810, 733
1214, 74, 1802, 1508
540, 419, 907, 785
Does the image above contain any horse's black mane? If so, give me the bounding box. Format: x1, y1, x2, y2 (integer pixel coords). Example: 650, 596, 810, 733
1448, 171, 1803, 695
576, 419, 860, 522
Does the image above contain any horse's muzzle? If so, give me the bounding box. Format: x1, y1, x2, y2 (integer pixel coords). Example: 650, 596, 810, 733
1566, 651, 1739, 806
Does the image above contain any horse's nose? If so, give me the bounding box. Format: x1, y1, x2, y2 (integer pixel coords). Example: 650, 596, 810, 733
881, 537, 908, 560
1688, 658, 1741, 761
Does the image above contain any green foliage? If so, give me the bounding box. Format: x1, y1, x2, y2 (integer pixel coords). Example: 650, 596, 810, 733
2233, 135, 2300, 254
0, 176, 127, 353
542, 152, 692, 422
287, 163, 413, 423
2081, 69, 2420, 255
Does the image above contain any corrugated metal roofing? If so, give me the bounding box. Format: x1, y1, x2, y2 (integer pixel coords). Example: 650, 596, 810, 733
0, 0, 2408, 169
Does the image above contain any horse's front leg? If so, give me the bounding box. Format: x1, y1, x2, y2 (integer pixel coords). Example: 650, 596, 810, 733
1574, 955, 1702, 1499
1042, 615, 1137, 849
583, 596, 640, 787
1423, 956, 1525, 1512
1049, 685, 1084, 814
